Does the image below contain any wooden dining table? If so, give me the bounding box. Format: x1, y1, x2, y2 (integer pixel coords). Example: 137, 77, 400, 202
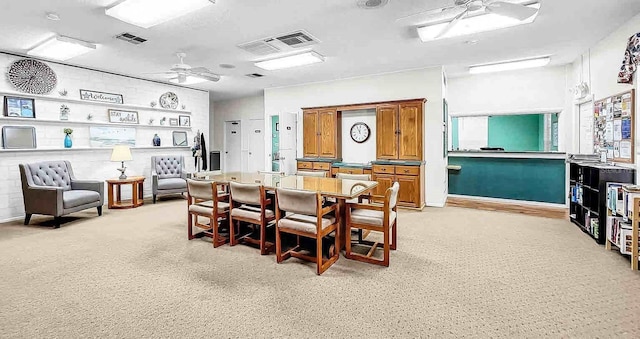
192, 171, 378, 250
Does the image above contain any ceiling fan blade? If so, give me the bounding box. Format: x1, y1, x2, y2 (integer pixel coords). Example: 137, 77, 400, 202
485, 1, 539, 21
435, 9, 467, 39
191, 73, 221, 82
142, 71, 176, 75
189, 67, 211, 73
395, 5, 459, 23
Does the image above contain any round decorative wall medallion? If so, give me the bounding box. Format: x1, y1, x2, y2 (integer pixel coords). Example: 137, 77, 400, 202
350, 122, 370, 143
159, 91, 179, 109
7, 59, 57, 94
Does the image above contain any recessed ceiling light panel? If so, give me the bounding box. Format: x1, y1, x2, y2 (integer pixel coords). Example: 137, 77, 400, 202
417, 2, 540, 42
27, 35, 97, 61
254, 51, 325, 71
105, 0, 215, 28
468, 56, 551, 74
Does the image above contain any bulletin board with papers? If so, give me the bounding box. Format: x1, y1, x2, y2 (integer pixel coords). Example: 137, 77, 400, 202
594, 89, 635, 163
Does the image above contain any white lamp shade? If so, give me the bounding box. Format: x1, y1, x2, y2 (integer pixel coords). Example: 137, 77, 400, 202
110, 145, 133, 162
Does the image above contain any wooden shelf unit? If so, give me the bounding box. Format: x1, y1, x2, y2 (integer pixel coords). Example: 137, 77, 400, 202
569, 162, 635, 244
0, 116, 191, 129
605, 184, 640, 269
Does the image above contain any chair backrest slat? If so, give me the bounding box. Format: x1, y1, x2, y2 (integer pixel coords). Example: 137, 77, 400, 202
276, 188, 319, 216
230, 182, 262, 205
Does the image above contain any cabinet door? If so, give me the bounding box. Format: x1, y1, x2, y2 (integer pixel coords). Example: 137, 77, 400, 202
376, 105, 398, 159
303, 110, 319, 157
396, 174, 420, 207
372, 173, 394, 203
318, 109, 338, 158
398, 102, 423, 160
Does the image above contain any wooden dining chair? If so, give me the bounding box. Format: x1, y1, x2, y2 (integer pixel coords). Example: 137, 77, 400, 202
345, 182, 399, 267
186, 179, 230, 247
296, 170, 328, 177
229, 182, 275, 255
275, 188, 339, 275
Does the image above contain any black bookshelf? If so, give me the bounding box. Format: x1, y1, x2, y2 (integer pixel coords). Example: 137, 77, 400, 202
569, 161, 635, 244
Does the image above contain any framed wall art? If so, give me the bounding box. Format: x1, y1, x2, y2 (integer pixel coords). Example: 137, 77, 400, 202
179, 115, 191, 127
169, 118, 179, 126
108, 109, 139, 124
172, 131, 188, 146
2, 126, 36, 149
80, 89, 124, 104
3, 96, 35, 118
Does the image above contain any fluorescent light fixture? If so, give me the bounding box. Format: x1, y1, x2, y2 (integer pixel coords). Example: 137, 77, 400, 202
27, 35, 97, 61
105, 0, 214, 28
417, 3, 540, 42
254, 51, 325, 71
469, 56, 551, 74
169, 76, 208, 85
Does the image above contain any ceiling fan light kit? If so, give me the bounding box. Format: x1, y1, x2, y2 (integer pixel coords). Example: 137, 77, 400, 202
416, 1, 540, 42
254, 51, 325, 71
27, 35, 97, 61
144, 52, 221, 84
468, 56, 551, 74
105, 0, 215, 28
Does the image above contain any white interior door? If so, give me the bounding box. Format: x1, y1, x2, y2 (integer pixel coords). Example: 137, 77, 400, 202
278, 113, 297, 175
247, 119, 265, 173
224, 121, 241, 172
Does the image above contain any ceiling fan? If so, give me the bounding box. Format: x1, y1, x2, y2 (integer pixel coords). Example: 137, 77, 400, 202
145, 52, 220, 83
398, 0, 540, 39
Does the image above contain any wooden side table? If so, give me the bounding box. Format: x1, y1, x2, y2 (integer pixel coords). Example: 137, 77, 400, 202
106, 176, 145, 209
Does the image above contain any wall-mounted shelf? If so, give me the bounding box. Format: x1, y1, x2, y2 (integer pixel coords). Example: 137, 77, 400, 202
0, 91, 192, 115
0, 116, 192, 129
0, 146, 190, 153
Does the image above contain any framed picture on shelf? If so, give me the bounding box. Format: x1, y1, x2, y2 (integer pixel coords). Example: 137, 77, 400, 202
169, 118, 179, 126
172, 131, 188, 146
79, 89, 124, 104
108, 109, 139, 124
179, 115, 190, 127
2, 126, 36, 149
3, 96, 35, 118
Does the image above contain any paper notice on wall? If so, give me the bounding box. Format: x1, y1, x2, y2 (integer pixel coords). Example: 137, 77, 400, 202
620, 140, 632, 159
614, 142, 620, 157
622, 118, 632, 139
614, 119, 622, 141
605, 121, 614, 142
608, 148, 615, 158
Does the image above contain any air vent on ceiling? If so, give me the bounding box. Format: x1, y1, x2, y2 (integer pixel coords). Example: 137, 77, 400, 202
115, 32, 147, 45
237, 30, 319, 57
245, 73, 264, 78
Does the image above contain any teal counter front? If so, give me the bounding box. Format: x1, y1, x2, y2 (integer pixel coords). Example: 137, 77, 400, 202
448, 152, 566, 204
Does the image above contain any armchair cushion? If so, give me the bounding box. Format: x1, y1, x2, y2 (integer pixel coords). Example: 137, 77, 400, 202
63, 190, 101, 209
230, 205, 274, 221
350, 208, 396, 227
277, 214, 335, 234
158, 178, 187, 190
26, 161, 72, 190
153, 156, 183, 179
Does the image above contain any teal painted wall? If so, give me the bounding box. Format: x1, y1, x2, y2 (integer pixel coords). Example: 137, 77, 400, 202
451, 117, 459, 150
448, 157, 566, 204
488, 115, 541, 151
538, 114, 545, 151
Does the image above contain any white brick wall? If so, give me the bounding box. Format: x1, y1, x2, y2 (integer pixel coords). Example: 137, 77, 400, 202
0, 53, 210, 222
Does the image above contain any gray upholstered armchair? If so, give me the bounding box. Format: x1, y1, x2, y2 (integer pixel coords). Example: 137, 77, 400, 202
151, 155, 188, 203
19, 160, 104, 229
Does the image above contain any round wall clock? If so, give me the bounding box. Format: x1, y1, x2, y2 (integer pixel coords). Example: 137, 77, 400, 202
7, 59, 57, 95
350, 122, 370, 143
159, 91, 179, 109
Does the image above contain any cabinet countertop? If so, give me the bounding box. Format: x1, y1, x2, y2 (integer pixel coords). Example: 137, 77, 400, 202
371, 160, 425, 166
296, 158, 342, 163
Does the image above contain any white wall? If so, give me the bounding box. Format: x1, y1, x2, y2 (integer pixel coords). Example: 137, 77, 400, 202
340, 109, 376, 164
211, 94, 265, 172
570, 12, 640, 178
264, 67, 447, 207
0, 53, 209, 222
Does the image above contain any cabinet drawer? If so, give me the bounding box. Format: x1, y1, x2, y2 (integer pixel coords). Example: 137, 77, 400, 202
372, 165, 395, 174
313, 162, 331, 170
297, 161, 313, 169
395, 166, 420, 176
337, 167, 364, 175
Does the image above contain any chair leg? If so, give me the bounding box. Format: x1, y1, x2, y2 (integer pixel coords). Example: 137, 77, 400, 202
391, 222, 397, 251
187, 213, 194, 240
383, 227, 390, 267
316, 235, 323, 275
97, 206, 102, 216
260, 220, 267, 255
212, 216, 220, 248
24, 213, 32, 225
275, 224, 283, 263
345, 222, 353, 259
153, 194, 157, 204
53, 217, 61, 229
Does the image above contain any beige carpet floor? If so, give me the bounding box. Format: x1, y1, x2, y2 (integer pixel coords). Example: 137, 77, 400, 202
1, 200, 640, 338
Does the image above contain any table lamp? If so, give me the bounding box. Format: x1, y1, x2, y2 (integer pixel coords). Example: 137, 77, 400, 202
110, 145, 132, 179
